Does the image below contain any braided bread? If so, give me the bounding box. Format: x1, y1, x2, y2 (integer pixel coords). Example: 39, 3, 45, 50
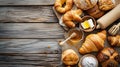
54, 0, 73, 14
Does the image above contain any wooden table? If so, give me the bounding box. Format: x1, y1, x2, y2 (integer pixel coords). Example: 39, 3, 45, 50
0, 0, 65, 67
0, 0, 120, 67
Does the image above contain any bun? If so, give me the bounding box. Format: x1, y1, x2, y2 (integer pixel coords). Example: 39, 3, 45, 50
97, 47, 120, 67
79, 30, 106, 54
74, 0, 98, 10
62, 9, 83, 28
62, 49, 79, 66
54, 0, 73, 13
86, 5, 105, 19
98, 0, 115, 11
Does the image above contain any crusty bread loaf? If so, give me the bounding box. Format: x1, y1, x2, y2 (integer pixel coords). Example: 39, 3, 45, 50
74, 0, 98, 10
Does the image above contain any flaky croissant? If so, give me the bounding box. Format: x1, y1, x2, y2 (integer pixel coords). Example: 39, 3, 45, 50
79, 30, 106, 54
54, 0, 73, 14
62, 9, 83, 28
108, 35, 120, 47
62, 49, 79, 66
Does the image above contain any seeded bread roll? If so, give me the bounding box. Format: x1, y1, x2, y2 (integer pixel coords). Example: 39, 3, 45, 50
74, 0, 98, 10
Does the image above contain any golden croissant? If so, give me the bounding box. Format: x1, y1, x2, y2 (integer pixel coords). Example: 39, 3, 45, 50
54, 0, 73, 14
108, 35, 120, 47
62, 9, 83, 28
79, 30, 106, 54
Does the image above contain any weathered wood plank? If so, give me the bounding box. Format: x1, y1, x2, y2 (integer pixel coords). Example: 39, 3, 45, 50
0, 39, 62, 53
0, 65, 46, 67
0, 0, 55, 5
0, 53, 61, 67
0, 39, 62, 67
0, 65, 44, 67
0, 6, 58, 22
0, 23, 64, 38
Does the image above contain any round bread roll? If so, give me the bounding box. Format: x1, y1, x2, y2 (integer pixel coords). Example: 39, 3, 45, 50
74, 0, 98, 10
62, 49, 79, 66
98, 0, 116, 11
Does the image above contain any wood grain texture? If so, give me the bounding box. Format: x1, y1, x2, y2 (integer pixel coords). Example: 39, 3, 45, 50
0, 6, 58, 22
0, 23, 64, 38
0, 39, 62, 67
0, 39, 62, 53
0, 0, 54, 5
0, 53, 61, 67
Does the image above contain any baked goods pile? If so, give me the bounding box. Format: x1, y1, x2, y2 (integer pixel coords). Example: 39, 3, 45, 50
53, 0, 120, 67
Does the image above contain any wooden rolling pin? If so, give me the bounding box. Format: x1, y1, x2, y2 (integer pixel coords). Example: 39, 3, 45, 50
96, 4, 120, 29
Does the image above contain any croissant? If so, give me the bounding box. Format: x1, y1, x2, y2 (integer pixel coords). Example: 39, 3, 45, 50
79, 30, 106, 54
54, 0, 73, 14
62, 9, 83, 28
108, 35, 120, 47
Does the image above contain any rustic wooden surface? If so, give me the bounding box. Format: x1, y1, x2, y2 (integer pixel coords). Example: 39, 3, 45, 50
0, 0, 54, 5
0, 23, 64, 38
0, 39, 62, 67
0, 0, 64, 67
0, 6, 57, 22
0, 0, 120, 67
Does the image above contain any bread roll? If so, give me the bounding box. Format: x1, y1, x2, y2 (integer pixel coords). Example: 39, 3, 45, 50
62, 49, 79, 66
74, 0, 98, 10
98, 0, 116, 11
